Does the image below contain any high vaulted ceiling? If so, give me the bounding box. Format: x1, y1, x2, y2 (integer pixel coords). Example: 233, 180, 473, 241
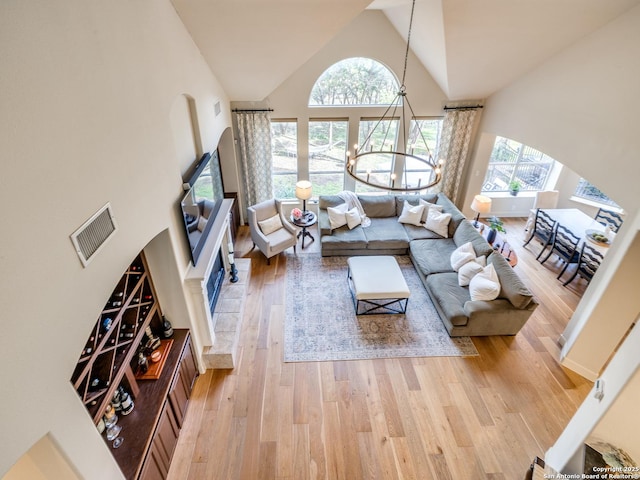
171, 0, 640, 101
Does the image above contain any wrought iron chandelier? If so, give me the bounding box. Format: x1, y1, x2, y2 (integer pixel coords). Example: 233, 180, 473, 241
345, 0, 443, 192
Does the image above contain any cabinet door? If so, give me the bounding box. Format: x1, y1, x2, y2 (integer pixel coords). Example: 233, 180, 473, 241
138, 441, 167, 480
168, 337, 198, 427
139, 401, 179, 480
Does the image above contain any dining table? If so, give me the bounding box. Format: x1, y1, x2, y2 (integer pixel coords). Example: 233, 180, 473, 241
540, 208, 615, 255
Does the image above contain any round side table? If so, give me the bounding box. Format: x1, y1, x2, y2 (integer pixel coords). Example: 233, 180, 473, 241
290, 211, 317, 249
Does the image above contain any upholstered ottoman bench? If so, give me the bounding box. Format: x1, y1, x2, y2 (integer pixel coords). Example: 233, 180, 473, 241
347, 256, 410, 315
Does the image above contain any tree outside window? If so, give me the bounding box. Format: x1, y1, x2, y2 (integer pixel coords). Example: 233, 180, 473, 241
308, 120, 348, 196
574, 178, 620, 207
309, 57, 398, 106
271, 121, 297, 198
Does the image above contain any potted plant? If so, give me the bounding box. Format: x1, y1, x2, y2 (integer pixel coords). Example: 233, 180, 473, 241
487, 216, 506, 244
509, 180, 521, 196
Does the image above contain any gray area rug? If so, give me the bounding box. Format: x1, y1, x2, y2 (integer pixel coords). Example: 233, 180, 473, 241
284, 254, 479, 362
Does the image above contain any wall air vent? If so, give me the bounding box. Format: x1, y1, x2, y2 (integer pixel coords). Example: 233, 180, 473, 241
70, 203, 118, 267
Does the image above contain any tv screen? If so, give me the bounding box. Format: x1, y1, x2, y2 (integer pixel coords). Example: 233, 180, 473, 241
179, 150, 225, 266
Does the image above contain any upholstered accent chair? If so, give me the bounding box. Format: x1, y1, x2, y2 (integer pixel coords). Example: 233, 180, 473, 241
524, 190, 559, 232
248, 198, 297, 264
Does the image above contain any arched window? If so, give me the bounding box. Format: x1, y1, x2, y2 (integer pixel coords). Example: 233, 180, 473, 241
309, 57, 399, 106
271, 58, 441, 198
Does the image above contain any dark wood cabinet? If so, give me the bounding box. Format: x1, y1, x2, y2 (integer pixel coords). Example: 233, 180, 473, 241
139, 401, 180, 480
168, 343, 197, 428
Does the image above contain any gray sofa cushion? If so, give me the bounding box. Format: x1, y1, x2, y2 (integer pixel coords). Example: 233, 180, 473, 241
488, 253, 534, 309
437, 194, 466, 237
409, 238, 458, 275
425, 273, 470, 327
320, 225, 368, 251
363, 217, 410, 250
359, 195, 396, 218
394, 194, 439, 215
318, 195, 345, 209
453, 220, 494, 257
402, 223, 444, 241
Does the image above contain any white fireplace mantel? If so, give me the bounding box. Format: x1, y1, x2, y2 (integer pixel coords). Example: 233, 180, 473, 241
183, 199, 234, 370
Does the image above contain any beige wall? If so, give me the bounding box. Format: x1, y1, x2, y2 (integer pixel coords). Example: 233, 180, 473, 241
0, 0, 230, 477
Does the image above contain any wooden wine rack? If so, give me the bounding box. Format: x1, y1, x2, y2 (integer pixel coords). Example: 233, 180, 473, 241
70, 252, 161, 424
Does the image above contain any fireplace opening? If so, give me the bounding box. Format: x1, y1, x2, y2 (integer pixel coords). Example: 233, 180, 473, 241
206, 249, 225, 316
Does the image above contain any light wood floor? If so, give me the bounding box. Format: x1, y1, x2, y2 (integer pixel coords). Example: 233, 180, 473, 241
168, 218, 592, 480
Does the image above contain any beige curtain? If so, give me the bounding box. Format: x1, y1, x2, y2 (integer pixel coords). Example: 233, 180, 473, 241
236, 111, 274, 212
436, 109, 478, 203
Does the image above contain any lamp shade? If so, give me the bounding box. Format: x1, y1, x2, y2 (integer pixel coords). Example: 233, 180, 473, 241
470, 195, 492, 215
295, 181, 312, 200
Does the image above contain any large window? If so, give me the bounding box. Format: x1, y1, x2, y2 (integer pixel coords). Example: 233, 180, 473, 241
482, 136, 555, 192
270, 57, 443, 198
308, 120, 348, 196
574, 178, 620, 208
271, 121, 297, 198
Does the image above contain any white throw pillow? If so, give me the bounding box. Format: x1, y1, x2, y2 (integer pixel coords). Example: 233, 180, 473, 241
474, 255, 487, 267
450, 241, 476, 271
424, 208, 452, 238
327, 203, 349, 230
258, 214, 283, 235
398, 200, 425, 227
346, 207, 362, 229
469, 263, 501, 301
419, 199, 443, 223
458, 259, 484, 286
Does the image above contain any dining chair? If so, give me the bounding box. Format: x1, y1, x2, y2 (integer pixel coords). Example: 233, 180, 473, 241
538, 225, 581, 279
524, 190, 559, 232
561, 243, 604, 287
594, 208, 623, 233
523, 209, 557, 260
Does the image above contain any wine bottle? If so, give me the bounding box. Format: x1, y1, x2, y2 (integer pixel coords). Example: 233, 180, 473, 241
162, 316, 174, 338
119, 387, 134, 415
137, 352, 148, 375
102, 317, 113, 332
112, 389, 122, 412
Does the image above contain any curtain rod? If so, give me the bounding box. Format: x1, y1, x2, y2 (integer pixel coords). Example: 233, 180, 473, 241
232, 108, 274, 113
443, 105, 484, 111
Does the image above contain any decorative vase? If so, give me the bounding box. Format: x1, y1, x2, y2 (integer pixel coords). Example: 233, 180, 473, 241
487, 228, 497, 244
509, 190, 518, 196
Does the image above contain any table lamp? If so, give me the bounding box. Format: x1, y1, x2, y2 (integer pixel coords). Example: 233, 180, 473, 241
295, 180, 312, 214
470, 195, 492, 227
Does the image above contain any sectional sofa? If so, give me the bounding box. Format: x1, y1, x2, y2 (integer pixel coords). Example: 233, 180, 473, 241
318, 193, 538, 336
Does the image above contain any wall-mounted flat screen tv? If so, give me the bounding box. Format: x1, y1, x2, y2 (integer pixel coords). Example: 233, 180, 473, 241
179, 150, 225, 266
